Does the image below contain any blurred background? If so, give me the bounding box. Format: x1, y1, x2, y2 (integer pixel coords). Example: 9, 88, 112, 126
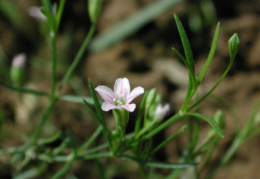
0, 0, 259, 178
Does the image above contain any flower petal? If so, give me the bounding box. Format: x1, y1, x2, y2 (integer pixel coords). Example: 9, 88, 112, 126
127, 86, 144, 103
101, 102, 119, 111
95, 85, 115, 103
114, 78, 130, 99
122, 104, 136, 112
155, 103, 170, 118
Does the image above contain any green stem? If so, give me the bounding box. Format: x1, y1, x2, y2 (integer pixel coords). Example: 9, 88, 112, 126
53, 157, 74, 179
51, 32, 57, 100
56, 0, 66, 29
189, 60, 234, 111
58, 24, 96, 91
207, 138, 242, 179
77, 125, 103, 154
81, 152, 112, 160
137, 163, 147, 179
12, 100, 55, 163
30, 100, 55, 147
0, 81, 49, 96
138, 111, 183, 143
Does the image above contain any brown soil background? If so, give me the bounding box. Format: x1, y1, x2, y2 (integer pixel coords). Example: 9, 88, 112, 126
0, 0, 260, 178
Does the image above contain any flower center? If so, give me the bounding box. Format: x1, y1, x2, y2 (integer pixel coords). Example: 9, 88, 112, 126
113, 95, 126, 106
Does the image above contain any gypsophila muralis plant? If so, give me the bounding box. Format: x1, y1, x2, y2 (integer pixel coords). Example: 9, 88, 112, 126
1, 0, 254, 178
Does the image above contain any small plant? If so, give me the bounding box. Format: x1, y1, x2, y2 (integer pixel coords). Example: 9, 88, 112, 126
2, 1, 257, 179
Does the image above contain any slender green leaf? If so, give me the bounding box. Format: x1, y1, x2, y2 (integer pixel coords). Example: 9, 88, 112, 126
150, 125, 187, 156
95, 159, 105, 179
198, 22, 220, 82
171, 47, 188, 68
88, 79, 113, 149
83, 143, 108, 155
52, 137, 70, 156
55, 0, 66, 29
83, 99, 99, 120
59, 25, 96, 90
38, 131, 62, 146
88, 79, 106, 126
121, 155, 195, 169
78, 125, 103, 153
41, 0, 52, 13
59, 95, 94, 104
135, 111, 183, 144
184, 113, 224, 138
188, 58, 234, 111
13, 167, 41, 179
40, 7, 57, 32
174, 14, 195, 75
189, 114, 199, 151
0, 81, 49, 96
81, 152, 112, 160
53, 160, 73, 179
89, 0, 183, 52
181, 72, 195, 112
135, 92, 148, 137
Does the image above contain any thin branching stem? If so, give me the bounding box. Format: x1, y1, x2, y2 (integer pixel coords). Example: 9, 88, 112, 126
58, 24, 96, 91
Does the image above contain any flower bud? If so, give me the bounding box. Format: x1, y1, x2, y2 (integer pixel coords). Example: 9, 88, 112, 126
88, 0, 101, 23
28, 6, 47, 20
145, 88, 157, 111
154, 103, 170, 119
213, 110, 225, 130
10, 53, 26, 86
228, 33, 240, 60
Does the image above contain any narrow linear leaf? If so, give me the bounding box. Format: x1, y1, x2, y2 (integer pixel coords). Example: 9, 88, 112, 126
78, 125, 103, 153
189, 117, 199, 151
198, 22, 220, 82
89, 0, 183, 52
174, 14, 195, 75
55, 0, 66, 28
171, 47, 188, 69
13, 167, 41, 179
53, 160, 73, 179
52, 138, 70, 156
58, 95, 94, 104
41, 0, 52, 13
40, 7, 57, 32
88, 79, 113, 148
135, 92, 148, 137
188, 58, 234, 111
83, 99, 99, 120
0, 81, 48, 96
38, 131, 62, 146
184, 113, 224, 138
150, 125, 187, 156
88, 79, 106, 126
121, 155, 195, 169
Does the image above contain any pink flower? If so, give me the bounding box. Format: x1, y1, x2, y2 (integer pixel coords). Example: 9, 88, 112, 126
154, 104, 170, 119
28, 6, 46, 20
12, 53, 26, 68
95, 78, 144, 112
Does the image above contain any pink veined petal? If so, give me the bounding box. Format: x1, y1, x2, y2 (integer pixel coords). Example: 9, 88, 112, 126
127, 86, 144, 103
122, 103, 136, 112
101, 102, 119, 111
114, 78, 130, 99
95, 85, 115, 103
